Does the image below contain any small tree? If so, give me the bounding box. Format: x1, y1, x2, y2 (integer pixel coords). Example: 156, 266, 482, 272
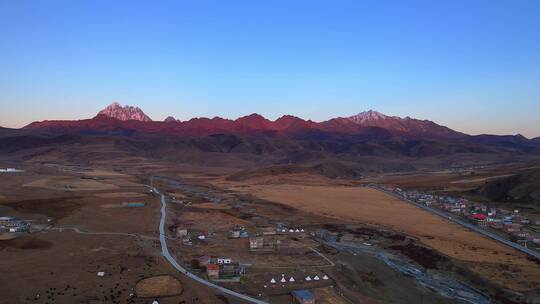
190, 258, 200, 269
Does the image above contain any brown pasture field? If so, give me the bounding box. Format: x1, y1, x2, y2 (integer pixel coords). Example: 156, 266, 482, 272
135, 275, 183, 298
0, 166, 244, 304
23, 176, 120, 191
314, 286, 352, 304
94, 191, 147, 198
229, 183, 540, 291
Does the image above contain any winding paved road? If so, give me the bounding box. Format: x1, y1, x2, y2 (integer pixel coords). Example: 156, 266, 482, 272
154, 187, 269, 304
371, 185, 540, 260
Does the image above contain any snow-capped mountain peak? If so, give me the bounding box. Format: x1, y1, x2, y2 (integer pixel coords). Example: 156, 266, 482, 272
96, 102, 152, 122
347, 110, 391, 123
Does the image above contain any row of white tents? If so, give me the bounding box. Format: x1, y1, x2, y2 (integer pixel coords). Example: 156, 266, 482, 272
279, 228, 305, 233
269, 274, 329, 284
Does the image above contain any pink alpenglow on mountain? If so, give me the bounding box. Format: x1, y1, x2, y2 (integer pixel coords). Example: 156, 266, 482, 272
345, 110, 461, 138
164, 116, 178, 123
24, 103, 466, 139
96, 102, 152, 122
347, 110, 393, 124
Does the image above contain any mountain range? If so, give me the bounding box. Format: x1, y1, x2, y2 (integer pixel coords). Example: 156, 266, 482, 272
24, 102, 470, 140
0, 102, 534, 173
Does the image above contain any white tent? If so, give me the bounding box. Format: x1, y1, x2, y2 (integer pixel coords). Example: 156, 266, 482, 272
314, 275, 320, 281
270, 278, 276, 283
323, 275, 329, 280
305, 276, 312, 281
300, 229, 305, 232
280, 277, 286, 283
295, 229, 300, 232
289, 277, 295, 282
289, 229, 294, 233
152, 301, 159, 304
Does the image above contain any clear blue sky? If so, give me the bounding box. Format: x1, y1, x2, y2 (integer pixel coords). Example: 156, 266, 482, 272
1, 0, 539, 137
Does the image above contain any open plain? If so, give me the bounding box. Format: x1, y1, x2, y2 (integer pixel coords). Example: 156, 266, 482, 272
1, 128, 540, 304
218, 182, 540, 291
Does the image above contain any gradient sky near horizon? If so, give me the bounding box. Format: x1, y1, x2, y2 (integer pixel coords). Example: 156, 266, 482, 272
1, 1, 539, 137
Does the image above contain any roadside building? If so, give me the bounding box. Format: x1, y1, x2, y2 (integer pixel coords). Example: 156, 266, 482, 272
506, 227, 520, 233
292, 289, 315, 304
503, 216, 513, 225
505, 223, 523, 233
207, 264, 220, 279
514, 231, 530, 239
471, 214, 488, 227
222, 263, 244, 277
489, 221, 503, 229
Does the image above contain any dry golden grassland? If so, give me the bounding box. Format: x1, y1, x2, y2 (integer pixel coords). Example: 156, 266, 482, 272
233, 183, 540, 290
135, 275, 183, 298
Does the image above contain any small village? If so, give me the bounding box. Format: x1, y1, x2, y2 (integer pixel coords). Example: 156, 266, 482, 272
169, 218, 329, 303
381, 185, 540, 251
0, 216, 30, 238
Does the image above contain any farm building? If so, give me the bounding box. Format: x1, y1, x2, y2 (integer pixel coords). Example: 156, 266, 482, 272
217, 257, 231, 264
176, 225, 188, 237
292, 289, 315, 304
259, 227, 277, 236
249, 237, 264, 249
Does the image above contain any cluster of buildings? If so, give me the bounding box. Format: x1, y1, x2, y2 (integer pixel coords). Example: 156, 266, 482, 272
386, 186, 540, 248
0, 168, 24, 173
175, 225, 210, 246
0, 216, 29, 234
176, 220, 315, 288
229, 223, 307, 252
196, 255, 245, 281
230, 223, 307, 239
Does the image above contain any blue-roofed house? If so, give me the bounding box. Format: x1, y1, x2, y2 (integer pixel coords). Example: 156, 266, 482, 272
292, 289, 315, 304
